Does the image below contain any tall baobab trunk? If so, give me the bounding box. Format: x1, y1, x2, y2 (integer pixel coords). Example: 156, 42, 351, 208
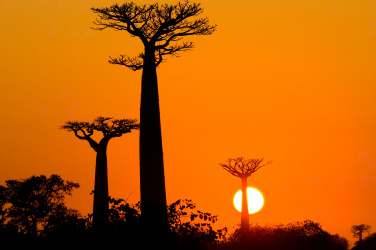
139, 46, 169, 235
241, 177, 250, 233
93, 138, 110, 228
61, 117, 139, 230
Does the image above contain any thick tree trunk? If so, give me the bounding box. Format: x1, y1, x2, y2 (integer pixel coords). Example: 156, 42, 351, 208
93, 138, 110, 229
241, 177, 250, 233
139, 46, 169, 238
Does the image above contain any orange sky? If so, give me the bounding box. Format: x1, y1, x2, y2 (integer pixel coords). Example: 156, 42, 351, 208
1, 0, 376, 246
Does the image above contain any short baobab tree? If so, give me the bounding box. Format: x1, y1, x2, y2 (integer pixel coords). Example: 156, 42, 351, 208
61, 116, 139, 229
351, 224, 371, 243
220, 157, 271, 234
91, 0, 216, 236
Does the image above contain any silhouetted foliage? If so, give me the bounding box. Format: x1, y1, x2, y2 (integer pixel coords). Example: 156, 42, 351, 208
41, 204, 87, 237
212, 220, 348, 250
63, 197, 223, 250
91, 1, 217, 69
168, 199, 227, 249
0, 174, 352, 250
1, 173, 225, 250
351, 224, 371, 243
0, 175, 80, 236
219, 157, 271, 235
61, 116, 138, 230
99, 198, 225, 249
108, 197, 141, 226
352, 232, 376, 250
0, 185, 7, 230
0, 175, 85, 249
61, 116, 139, 140
220, 158, 271, 179
91, 1, 216, 238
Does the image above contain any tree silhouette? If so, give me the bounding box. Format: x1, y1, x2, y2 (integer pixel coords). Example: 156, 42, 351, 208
91, 0, 216, 237
61, 116, 139, 229
351, 224, 371, 243
0, 175, 79, 237
220, 157, 271, 235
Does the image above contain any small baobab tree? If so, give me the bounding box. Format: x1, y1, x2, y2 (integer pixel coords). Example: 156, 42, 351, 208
61, 116, 139, 229
91, 1, 216, 236
220, 157, 271, 234
351, 224, 371, 243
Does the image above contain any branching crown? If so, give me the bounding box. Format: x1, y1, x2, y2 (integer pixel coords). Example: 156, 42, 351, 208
91, 0, 216, 70
219, 157, 272, 179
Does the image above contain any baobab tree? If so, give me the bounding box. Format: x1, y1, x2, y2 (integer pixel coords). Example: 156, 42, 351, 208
61, 116, 139, 229
91, 1, 216, 235
351, 224, 371, 243
220, 157, 271, 234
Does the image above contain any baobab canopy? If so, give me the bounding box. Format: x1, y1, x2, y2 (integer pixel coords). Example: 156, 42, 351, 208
91, 1, 217, 70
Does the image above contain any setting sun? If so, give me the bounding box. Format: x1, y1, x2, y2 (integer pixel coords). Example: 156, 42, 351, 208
1, 0, 376, 246
234, 188, 264, 214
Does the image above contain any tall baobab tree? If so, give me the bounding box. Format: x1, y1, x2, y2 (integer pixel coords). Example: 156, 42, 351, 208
61, 116, 139, 229
351, 224, 371, 243
220, 157, 271, 234
91, 1, 216, 235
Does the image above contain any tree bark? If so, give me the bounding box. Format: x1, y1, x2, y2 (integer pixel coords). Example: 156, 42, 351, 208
93, 138, 110, 229
139, 46, 169, 237
241, 177, 250, 233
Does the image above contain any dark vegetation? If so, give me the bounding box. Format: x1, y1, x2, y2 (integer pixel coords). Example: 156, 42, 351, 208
1, 174, 370, 250
0, 175, 224, 249
351, 224, 375, 250
1, 1, 373, 250
352, 233, 376, 250
215, 221, 349, 250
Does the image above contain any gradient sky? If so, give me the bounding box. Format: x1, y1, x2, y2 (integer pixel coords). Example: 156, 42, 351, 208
1, 0, 376, 246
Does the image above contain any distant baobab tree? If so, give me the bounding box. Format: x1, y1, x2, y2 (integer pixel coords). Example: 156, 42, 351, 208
220, 157, 271, 235
91, 1, 216, 236
351, 224, 371, 243
61, 116, 139, 229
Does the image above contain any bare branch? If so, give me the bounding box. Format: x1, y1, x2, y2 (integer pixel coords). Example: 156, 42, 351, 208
158, 42, 194, 57
109, 54, 143, 71
91, 3, 151, 41
60, 121, 99, 150
219, 157, 272, 179
92, 0, 216, 68
61, 117, 139, 149
60, 121, 93, 139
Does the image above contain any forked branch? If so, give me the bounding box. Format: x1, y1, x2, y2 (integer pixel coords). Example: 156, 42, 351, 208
92, 0, 216, 69
61, 117, 139, 142
109, 54, 144, 71
219, 157, 272, 178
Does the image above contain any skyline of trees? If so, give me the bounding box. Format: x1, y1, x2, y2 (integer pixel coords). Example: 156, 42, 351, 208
1, 173, 364, 250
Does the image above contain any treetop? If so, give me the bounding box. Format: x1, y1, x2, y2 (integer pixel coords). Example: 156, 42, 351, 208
60, 116, 139, 139
91, 0, 217, 70
219, 157, 272, 179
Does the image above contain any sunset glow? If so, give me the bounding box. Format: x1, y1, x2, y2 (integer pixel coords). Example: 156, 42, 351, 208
234, 188, 264, 214
1, 0, 376, 246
